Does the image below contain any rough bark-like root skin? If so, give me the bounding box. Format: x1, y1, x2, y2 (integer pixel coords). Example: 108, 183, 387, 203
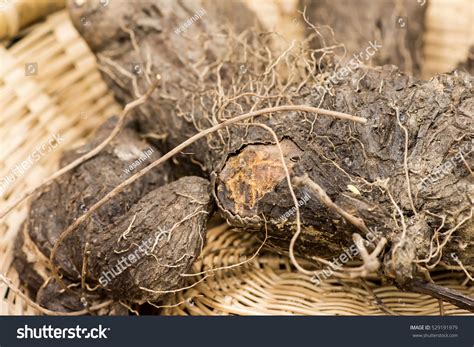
25, 118, 171, 280
87, 176, 213, 303
68, 0, 473, 283
36, 278, 129, 315
301, 0, 426, 75
16, 116, 214, 306
214, 66, 473, 277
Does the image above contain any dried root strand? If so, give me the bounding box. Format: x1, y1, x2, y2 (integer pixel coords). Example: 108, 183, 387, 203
0, 76, 162, 221
49, 105, 365, 287
0, 273, 113, 316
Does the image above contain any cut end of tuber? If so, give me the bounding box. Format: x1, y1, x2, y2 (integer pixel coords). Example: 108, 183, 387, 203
216, 139, 302, 217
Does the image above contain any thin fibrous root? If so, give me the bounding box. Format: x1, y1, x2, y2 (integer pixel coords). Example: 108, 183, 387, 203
0, 273, 113, 316
0, 75, 162, 221
49, 105, 365, 288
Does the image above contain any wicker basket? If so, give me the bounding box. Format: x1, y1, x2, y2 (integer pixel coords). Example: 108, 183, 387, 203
422, 0, 474, 77
161, 224, 473, 316
0, 9, 121, 315
0, 0, 64, 40
1, 4, 473, 316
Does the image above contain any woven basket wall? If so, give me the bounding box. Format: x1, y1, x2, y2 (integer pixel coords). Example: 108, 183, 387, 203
0, 9, 121, 315
422, 0, 474, 77
0, 0, 64, 40
0, 3, 473, 316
